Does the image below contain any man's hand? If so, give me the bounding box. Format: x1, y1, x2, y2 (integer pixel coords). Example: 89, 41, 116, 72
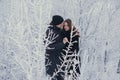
76, 31, 80, 36
74, 29, 80, 37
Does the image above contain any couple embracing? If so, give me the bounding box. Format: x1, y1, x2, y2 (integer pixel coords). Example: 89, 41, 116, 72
44, 15, 81, 80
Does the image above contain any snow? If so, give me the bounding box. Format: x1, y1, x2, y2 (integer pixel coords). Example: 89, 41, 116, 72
0, 0, 120, 80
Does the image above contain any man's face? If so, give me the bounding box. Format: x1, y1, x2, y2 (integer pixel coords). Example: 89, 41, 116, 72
60, 22, 64, 28
56, 22, 64, 29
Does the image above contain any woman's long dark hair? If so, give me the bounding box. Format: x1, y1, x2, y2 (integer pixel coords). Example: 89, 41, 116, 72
64, 19, 76, 31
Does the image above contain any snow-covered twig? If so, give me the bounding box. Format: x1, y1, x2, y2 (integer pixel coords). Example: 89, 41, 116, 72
50, 26, 80, 80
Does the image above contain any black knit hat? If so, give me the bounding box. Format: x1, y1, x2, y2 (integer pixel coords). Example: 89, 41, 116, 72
50, 15, 64, 25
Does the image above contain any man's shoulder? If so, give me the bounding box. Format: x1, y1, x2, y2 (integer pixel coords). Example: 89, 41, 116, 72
47, 25, 54, 30
45, 25, 55, 33
47, 25, 56, 32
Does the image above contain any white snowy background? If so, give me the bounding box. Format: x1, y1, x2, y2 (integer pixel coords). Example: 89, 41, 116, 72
0, 0, 120, 80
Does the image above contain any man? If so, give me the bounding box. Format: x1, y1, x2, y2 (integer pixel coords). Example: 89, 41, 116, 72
44, 15, 68, 80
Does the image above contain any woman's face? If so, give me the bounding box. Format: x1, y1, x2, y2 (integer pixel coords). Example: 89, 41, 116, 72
64, 22, 70, 31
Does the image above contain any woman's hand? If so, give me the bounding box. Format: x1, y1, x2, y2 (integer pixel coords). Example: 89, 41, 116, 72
63, 37, 69, 44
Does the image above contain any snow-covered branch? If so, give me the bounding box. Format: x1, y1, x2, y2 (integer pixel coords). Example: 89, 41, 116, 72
49, 26, 81, 80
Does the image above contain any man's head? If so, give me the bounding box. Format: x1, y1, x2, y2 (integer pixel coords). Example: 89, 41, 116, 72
50, 15, 64, 28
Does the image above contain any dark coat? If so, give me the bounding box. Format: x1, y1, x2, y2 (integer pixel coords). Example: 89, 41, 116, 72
62, 28, 81, 75
44, 25, 65, 77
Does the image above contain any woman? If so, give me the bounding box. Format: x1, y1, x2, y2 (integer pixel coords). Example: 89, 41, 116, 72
62, 19, 81, 79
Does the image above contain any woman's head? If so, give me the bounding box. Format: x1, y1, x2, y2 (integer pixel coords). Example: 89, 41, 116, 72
63, 19, 72, 31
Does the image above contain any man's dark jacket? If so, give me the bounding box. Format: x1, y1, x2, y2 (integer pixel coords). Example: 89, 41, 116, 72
44, 25, 65, 76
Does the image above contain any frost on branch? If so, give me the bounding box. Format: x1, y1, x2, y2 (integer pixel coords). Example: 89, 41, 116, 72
43, 28, 59, 50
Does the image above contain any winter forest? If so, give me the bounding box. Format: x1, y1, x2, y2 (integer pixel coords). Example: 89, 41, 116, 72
0, 0, 120, 80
